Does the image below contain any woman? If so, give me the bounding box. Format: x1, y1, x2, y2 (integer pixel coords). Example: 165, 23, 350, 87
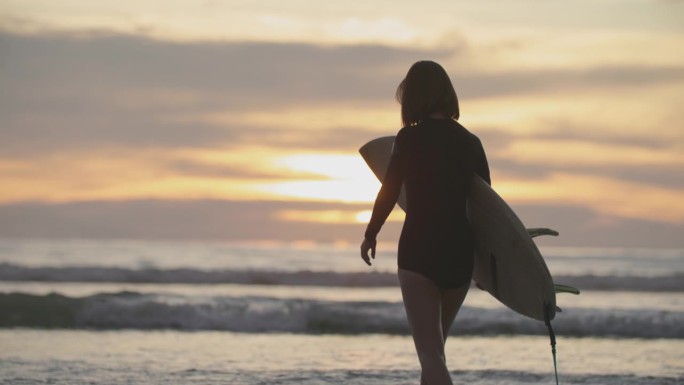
360, 61, 490, 385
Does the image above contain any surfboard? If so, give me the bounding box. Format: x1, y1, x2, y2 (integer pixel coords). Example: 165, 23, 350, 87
360, 136, 559, 322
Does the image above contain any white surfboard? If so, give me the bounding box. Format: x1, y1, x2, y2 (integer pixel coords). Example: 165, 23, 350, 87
360, 136, 557, 322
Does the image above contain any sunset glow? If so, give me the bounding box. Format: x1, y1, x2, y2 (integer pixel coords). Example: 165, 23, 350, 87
256, 154, 380, 203
275, 208, 402, 224
1, 0, 682, 246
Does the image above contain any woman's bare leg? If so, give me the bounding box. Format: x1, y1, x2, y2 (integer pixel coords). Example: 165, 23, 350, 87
430, 284, 470, 385
440, 283, 470, 344
398, 268, 453, 385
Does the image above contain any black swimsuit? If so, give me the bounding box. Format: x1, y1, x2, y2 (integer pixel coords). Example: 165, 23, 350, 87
365, 118, 491, 289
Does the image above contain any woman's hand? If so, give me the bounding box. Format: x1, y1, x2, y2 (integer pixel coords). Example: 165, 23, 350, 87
360, 238, 377, 266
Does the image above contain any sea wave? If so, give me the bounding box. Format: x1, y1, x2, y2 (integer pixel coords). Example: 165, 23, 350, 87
1, 292, 682, 338
0, 264, 682, 292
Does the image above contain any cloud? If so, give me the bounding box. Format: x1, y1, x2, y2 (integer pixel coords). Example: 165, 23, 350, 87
0, 199, 384, 242
0, 30, 443, 104
162, 158, 325, 180
0, 30, 444, 156
474, 126, 684, 191
0, 198, 681, 248
453, 65, 684, 99
489, 158, 684, 191
513, 203, 684, 249
2, 29, 683, 153
493, 172, 684, 223
1, 29, 683, 242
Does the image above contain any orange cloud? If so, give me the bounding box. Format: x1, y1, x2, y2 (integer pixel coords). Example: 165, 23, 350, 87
495, 173, 684, 224
275, 208, 403, 224
498, 139, 684, 167
182, 103, 400, 133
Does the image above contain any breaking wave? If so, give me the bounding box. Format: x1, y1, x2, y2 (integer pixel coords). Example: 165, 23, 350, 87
1, 292, 682, 338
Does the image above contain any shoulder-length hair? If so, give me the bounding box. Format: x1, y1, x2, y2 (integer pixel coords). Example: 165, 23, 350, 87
395, 61, 460, 127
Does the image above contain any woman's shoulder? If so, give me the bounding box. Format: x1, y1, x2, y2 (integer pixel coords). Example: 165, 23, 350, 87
396, 124, 420, 139
451, 120, 481, 140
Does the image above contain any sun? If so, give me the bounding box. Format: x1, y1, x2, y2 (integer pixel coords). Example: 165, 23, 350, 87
355, 210, 372, 223
259, 153, 381, 203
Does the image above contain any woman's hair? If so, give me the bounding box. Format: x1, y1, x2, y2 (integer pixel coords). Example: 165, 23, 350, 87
396, 60, 459, 127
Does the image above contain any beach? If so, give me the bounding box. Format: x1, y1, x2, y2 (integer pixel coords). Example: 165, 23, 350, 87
1, 239, 682, 384
2, 331, 681, 384
2, 1, 683, 383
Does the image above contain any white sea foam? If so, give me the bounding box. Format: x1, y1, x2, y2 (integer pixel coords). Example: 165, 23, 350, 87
1, 292, 682, 338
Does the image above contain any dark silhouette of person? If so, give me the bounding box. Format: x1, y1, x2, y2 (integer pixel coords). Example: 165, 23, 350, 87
361, 60, 490, 385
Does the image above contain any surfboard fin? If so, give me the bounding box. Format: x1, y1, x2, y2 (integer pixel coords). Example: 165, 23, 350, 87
554, 284, 580, 295
556, 306, 562, 313
527, 228, 560, 238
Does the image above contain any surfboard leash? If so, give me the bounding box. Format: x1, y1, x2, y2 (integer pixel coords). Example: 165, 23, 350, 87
544, 302, 559, 385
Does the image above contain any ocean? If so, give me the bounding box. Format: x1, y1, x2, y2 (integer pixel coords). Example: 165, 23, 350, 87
0, 238, 682, 384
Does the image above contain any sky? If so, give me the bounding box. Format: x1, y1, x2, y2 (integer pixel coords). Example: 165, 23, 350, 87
0, 0, 683, 247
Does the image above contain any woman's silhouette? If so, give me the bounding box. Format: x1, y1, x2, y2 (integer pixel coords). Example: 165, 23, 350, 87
361, 60, 490, 385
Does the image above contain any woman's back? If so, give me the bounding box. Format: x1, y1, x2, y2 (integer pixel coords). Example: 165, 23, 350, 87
399, 118, 489, 225
392, 118, 490, 288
